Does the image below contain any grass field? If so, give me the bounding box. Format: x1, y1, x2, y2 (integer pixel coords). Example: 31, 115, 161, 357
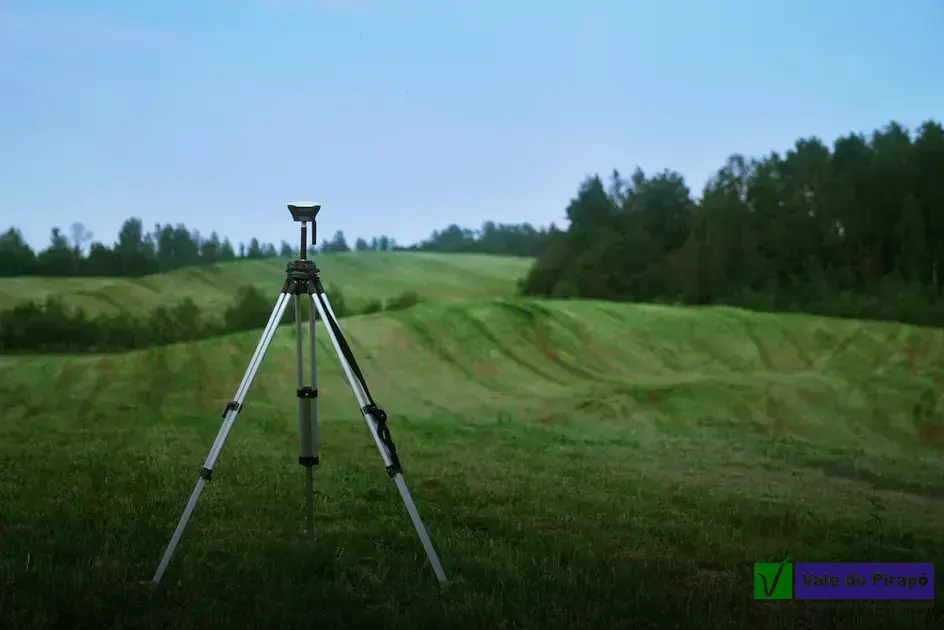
0, 252, 533, 315
2, 259, 944, 628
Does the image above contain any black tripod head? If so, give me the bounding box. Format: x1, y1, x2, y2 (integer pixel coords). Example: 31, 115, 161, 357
287, 202, 321, 260
288, 202, 321, 223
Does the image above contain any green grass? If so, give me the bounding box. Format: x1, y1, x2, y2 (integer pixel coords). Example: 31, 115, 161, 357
2, 295, 943, 627
0, 252, 534, 315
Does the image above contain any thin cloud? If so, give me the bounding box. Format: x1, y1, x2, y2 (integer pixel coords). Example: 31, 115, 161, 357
0, 3, 178, 92
257, 0, 394, 17
0, 4, 174, 49
310, 0, 375, 14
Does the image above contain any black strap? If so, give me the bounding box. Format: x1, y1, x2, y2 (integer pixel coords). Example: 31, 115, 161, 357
363, 403, 401, 475
316, 293, 403, 475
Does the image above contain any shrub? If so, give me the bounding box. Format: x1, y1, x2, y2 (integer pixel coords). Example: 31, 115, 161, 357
0, 296, 95, 353
0, 283, 359, 355
225, 285, 273, 332
325, 283, 349, 318
361, 299, 383, 315
385, 290, 422, 312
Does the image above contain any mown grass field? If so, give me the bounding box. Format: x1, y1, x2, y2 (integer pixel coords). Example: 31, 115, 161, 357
0, 252, 534, 315
1, 258, 943, 628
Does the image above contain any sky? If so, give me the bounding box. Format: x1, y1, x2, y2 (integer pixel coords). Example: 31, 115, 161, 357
1, 0, 942, 252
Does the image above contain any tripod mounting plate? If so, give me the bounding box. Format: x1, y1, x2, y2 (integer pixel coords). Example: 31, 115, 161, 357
287, 259, 319, 279
288, 202, 322, 222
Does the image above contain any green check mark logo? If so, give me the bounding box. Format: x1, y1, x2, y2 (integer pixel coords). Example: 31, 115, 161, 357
759, 558, 789, 596
754, 558, 793, 600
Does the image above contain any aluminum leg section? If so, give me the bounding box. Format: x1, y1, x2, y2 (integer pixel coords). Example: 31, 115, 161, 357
147, 292, 292, 588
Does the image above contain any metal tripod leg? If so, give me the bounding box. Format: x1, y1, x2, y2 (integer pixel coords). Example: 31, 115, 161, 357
147, 292, 293, 589
310, 291, 448, 584
295, 294, 319, 536
309, 297, 320, 523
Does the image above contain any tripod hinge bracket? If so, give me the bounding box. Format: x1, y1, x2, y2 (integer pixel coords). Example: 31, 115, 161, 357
284, 260, 321, 294
297, 387, 318, 399
221, 401, 243, 418
288, 280, 315, 296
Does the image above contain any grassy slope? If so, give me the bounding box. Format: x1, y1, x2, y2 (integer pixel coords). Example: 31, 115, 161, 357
1, 298, 943, 628
0, 252, 534, 314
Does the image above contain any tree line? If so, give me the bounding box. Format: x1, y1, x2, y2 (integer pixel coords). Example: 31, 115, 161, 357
521, 119, 944, 328
0, 284, 424, 354
407, 222, 556, 257
8, 117, 939, 349
0, 219, 551, 278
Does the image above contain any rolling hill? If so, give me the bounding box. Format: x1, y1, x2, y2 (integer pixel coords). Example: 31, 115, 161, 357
0, 252, 535, 315
1, 287, 943, 628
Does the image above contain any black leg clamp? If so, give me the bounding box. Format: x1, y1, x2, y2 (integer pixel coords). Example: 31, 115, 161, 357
221, 401, 242, 418
199, 467, 213, 481
298, 455, 319, 467
297, 387, 318, 399
363, 404, 402, 477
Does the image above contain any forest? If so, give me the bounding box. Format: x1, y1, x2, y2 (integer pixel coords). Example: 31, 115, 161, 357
0, 217, 541, 352
2, 118, 943, 352
522, 119, 944, 328
0, 282, 423, 354
0, 218, 552, 277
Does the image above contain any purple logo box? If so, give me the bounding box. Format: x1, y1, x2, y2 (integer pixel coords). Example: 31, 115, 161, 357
795, 563, 934, 600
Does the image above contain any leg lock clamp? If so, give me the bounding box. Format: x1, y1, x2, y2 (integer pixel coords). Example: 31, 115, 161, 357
221, 401, 242, 418
297, 387, 318, 399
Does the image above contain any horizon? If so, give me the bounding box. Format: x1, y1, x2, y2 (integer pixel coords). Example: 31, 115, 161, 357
1, 0, 942, 251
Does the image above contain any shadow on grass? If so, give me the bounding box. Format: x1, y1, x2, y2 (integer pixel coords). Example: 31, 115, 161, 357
806, 458, 944, 500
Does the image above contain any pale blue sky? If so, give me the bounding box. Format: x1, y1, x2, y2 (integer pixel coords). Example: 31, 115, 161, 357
1, 0, 942, 251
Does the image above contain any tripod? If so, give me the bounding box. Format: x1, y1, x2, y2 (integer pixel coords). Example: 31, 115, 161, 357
147, 202, 448, 588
